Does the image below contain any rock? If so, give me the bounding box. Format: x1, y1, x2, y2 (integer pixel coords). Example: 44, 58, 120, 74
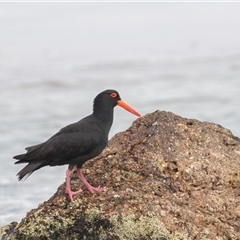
0, 222, 17, 240
1, 111, 240, 240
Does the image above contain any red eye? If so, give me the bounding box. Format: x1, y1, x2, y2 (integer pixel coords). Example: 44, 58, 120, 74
110, 92, 117, 98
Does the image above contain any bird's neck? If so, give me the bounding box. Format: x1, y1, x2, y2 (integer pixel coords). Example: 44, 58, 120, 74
93, 105, 114, 131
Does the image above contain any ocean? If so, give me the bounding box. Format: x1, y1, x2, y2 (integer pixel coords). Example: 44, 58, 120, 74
1, 2, 240, 226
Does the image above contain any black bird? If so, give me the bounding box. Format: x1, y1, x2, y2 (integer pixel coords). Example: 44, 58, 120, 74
14, 89, 141, 201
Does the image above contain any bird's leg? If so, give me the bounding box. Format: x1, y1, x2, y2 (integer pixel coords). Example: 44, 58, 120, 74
76, 169, 103, 193
65, 169, 82, 202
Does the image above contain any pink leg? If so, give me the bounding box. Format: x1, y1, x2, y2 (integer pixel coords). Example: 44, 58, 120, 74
65, 169, 82, 202
76, 169, 103, 193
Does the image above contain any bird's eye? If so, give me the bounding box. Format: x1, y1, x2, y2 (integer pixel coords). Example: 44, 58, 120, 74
110, 92, 117, 98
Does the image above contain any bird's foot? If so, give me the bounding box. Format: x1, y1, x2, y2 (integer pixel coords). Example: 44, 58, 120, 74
76, 168, 104, 194
66, 188, 82, 202
86, 185, 103, 194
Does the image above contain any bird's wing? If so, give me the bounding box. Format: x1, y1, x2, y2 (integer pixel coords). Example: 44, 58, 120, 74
14, 116, 105, 165
48, 131, 102, 162
16, 130, 103, 165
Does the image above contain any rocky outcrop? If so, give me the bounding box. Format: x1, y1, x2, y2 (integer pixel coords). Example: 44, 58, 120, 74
1, 111, 240, 239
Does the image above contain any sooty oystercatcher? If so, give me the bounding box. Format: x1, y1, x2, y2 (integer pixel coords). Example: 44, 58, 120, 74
14, 89, 141, 201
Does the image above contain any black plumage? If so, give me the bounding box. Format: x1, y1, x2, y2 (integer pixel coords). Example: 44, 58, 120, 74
14, 89, 141, 201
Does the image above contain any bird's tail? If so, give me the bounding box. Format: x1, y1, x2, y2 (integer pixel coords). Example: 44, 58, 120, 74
14, 142, 46, 180
16, 162, 43, 181
14, 152, 43, 181
14, 154, 28, 163
14, 142, 44, 163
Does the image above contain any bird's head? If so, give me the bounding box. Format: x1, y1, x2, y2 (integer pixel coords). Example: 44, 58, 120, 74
93, 89, 141, 117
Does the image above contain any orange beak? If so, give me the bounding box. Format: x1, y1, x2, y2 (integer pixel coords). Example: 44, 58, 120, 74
117, 100, 141, 117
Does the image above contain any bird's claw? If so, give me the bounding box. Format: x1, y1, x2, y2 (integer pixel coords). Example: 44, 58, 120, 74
66, 189, 82, 202
87, 185, 103, 193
